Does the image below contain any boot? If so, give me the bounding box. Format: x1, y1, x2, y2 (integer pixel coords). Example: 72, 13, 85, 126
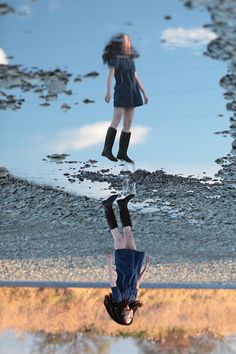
117, 194, 135, 227
101, 127, 118, 162
117, 131, 134, 163
102, 194, 119, 230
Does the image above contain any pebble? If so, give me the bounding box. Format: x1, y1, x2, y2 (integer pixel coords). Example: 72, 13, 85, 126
83, 71, 99, 78
0, 170, 235, 282
83, 98, 95, 104
0, 3, 15, 16
0, 64, 99, 111
61, 103, 71, 111
0, 166, 9, 178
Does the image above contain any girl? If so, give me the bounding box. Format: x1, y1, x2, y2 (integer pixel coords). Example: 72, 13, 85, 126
102, 194, 151, 325
101, 33, 148, 163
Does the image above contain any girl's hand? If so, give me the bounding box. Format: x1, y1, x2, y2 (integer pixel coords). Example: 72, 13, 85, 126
105, 93, 111, 103
143, 93, 148, 104
144, 256, 151, 270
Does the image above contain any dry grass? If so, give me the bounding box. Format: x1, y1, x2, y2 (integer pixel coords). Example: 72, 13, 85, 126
0, 288, 236, 340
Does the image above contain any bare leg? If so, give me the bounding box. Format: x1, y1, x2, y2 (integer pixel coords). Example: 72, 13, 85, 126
123, 107, 135, 132
116, 108, 135, 163
110, 107, 124, 129
111, 228, 125, 250
123, 226, 137, 250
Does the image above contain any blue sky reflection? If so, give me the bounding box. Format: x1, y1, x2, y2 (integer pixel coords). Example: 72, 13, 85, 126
0, 0, 231, 193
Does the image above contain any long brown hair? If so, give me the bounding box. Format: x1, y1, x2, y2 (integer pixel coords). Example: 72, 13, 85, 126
104, 293, 143, 326
102, 33, 140, 64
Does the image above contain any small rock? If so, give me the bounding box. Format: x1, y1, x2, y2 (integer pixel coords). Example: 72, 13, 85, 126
63, 90, 72, 96
100, 169, 110, 173
0, 166, 9, 178
83, 98, 95, 104
40, 102, 50, 107
83, 71, 99, 78
88, 159, 97, 164
61, 103, 71, 112
47, 153, 69, 160
74, 75, 82, 82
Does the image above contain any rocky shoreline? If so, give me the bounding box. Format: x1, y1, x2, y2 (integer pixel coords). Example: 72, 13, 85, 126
0, 170, 235, 284
183, 0, 236, 184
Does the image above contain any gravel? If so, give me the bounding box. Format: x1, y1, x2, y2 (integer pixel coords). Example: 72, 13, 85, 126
0, 171, 235, 284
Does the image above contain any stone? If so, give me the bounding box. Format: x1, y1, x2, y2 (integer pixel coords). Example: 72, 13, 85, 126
61, 103, 71, 112
83, 71, 99, 78
0, 166, 9, 178
83, 98, 95, 104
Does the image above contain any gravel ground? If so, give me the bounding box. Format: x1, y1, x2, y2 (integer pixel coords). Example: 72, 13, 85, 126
0, 171, 235, 284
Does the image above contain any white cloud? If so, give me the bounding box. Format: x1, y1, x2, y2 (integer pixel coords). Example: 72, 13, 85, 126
0, 48, 8, 65
130, 125, 150, 144
161, 27, 217, 48
51, 121, 150, 153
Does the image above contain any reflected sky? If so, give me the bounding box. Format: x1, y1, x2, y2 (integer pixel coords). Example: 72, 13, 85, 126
0, 0, 232, 195
0, 332, 153, 354
0, 287, 236, 353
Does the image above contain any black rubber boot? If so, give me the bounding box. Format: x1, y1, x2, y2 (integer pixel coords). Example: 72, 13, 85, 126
101, 127, 118, 162
102, 194, 119, 230
117, 194, 135, 227
117, 131, 134, 163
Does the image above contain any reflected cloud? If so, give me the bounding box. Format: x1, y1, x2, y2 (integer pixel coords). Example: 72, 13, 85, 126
51, 121, 150, 153
0, 48, 8, 65
161, 27, 217, 48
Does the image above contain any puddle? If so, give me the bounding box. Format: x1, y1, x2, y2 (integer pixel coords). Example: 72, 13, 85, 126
1, 331, 236, 354
182, 0, 236, 185
0, 0, 234, 198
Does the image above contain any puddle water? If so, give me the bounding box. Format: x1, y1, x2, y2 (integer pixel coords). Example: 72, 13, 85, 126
1, 330, 236, 354
1, 0, 235, 197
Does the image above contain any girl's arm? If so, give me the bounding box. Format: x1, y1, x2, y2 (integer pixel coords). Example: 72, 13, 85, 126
105, 68, 115, 103
106, 253, 116, 287
134, 71, 148, 104
136, 256, 151, 289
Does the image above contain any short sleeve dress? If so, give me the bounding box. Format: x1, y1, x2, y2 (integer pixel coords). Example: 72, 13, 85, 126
111, 249, 145, 303
108, 55, 143, 108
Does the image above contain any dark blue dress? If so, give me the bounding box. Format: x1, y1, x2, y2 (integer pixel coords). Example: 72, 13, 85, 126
111, 249, 145, 303
108, 55, 143, 108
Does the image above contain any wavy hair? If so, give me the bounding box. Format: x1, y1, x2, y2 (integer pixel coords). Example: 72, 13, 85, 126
104, 293, 143, 326
102, 33, 140, 64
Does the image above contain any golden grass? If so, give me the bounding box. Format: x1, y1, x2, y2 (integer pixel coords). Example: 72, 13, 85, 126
0, 288, 236, 340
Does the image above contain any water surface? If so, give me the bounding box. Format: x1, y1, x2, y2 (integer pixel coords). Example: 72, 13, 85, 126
0, 0, 232, 196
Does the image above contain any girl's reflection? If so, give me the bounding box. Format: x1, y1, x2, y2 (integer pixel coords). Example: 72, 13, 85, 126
102, 194, 151, 325
101, 33, 148, 163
